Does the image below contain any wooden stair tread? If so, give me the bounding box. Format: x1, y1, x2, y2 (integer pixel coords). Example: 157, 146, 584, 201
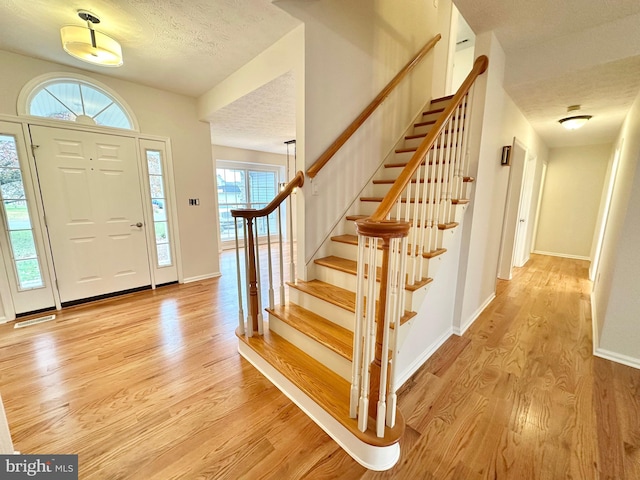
344, 215, 459, 233
430, 94, 455, 104
289, 279, 356, 312
289, 278, 416, 326
315, 255, 432, 292
237, 329, 405, 447
422, 107, 445, 116
331, 234, 448, 261
439, 221, 459, 230
372, 177, 474, 184
267, 304, 353, 361
396, 145, 459, 154
360, 196, 465, 205
411, 122, 464, 131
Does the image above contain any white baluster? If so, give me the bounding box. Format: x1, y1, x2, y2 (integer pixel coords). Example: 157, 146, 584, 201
350, 236, 367, 418
358, 237, 378, 433
278, 205, 285, 305
266, 215, 274, 309
387, 235, 408, 427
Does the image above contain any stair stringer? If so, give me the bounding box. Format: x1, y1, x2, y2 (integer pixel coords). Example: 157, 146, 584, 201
393, 208, 466, 386
304, 97, 437, 279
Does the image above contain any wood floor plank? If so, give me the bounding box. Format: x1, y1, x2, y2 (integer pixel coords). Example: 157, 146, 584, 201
0, 253, 638, 478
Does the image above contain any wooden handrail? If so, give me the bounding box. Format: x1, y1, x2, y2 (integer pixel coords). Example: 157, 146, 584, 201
306, 34, 442, 179
368, 55, 489, 222
231, 171, 304, 219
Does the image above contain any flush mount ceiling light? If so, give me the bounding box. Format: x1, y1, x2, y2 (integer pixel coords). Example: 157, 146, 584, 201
60, 10, 123, 67
558, 105, 592, 130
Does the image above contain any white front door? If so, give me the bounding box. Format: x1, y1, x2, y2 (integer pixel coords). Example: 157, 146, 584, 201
30, 126, 151, 304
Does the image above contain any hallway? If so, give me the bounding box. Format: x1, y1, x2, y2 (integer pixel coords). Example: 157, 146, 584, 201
0, 253, 638, 478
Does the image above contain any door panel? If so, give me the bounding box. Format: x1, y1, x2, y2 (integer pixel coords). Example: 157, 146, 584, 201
30, 126, 150, 303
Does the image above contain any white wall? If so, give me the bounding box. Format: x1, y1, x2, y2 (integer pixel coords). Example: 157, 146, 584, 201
451, 46, 475, 93
534, 144, 610, 259
277, 0, 439, 270
593, 89, 640, 367
454, 32, 549, 332
199, 25, 306, 275
0, 49, 219, 286
212, 144, 287, 168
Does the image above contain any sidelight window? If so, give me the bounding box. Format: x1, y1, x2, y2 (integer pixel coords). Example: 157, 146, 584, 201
146, 150, 172, 267
0, 135, 44, 290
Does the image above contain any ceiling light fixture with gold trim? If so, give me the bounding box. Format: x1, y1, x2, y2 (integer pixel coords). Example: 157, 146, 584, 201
558, 105, 592, 130
60, 10, 123, 67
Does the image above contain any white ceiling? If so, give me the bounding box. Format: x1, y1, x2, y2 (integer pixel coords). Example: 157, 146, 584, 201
209, 71, 296, 154
455, 0, 640, 147
0, 0, 299, 97
2, 1, 640, 153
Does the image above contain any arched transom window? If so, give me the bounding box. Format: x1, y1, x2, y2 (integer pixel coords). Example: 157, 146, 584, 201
27, 79, 134, 130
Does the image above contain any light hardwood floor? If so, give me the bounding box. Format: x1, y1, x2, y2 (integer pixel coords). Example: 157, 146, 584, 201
1, 253, 638, 479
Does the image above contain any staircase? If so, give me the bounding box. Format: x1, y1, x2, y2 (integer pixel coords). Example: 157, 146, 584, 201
232, 54, 488, 471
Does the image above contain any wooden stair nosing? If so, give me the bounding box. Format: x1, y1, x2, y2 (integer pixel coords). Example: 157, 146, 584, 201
267, 304, 353, 361
237, 328, 405, 447
421, 107, 445, 117
314, 255, 433, 292
288, 279, 416, 326
360, 196, 466, 205
395, 145, 460, 154
430, 94, 455, 104
344, 215, 460, 233
331, 234, 448, 261
405, 127, 463, 140
372, 177, 474, 185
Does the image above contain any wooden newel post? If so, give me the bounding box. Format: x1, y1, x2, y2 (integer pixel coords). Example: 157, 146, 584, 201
245, 217, 259, 334
355, 219, 410, 428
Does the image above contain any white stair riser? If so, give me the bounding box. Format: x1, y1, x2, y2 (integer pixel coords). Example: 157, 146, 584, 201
314, 263, 426, 312
331, 239, 440, 281
372, 182, 441, 198
268, 316, 353, 382
403, 132, 461, 150
421, 110, 443, 123
289, 288, 355, 332
346, 221, 448, 252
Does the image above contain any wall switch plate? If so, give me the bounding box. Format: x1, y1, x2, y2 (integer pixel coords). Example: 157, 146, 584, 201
312, 180, 319, 196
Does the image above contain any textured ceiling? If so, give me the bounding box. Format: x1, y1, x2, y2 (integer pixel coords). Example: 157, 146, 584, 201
455, 0, 640, 147
209, 71, 296, 154
0, 0, 300, 97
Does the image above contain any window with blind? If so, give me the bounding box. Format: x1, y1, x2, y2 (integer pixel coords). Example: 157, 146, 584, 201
216, 163, 283, 244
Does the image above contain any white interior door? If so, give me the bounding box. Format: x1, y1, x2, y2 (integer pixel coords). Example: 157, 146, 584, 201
514, 155, 537, 267
30, 126, 151, 304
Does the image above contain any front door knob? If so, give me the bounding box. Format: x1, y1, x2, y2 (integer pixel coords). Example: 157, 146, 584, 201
131, 222, 143, 228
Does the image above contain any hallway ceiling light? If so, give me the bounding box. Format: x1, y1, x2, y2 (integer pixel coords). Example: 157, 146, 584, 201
559, 105, 592, 130
60, 10, 123, 67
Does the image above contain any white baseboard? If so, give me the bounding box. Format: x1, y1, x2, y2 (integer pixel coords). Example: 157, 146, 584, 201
183, 272, 222, 283
591, 293, 599, 355
454, 293, 496, 336
238, 341, 400, 471
591, 294, 640, 370
594, 348, 640, 370
396, 327, 453, 387
532, 250, 590, 261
